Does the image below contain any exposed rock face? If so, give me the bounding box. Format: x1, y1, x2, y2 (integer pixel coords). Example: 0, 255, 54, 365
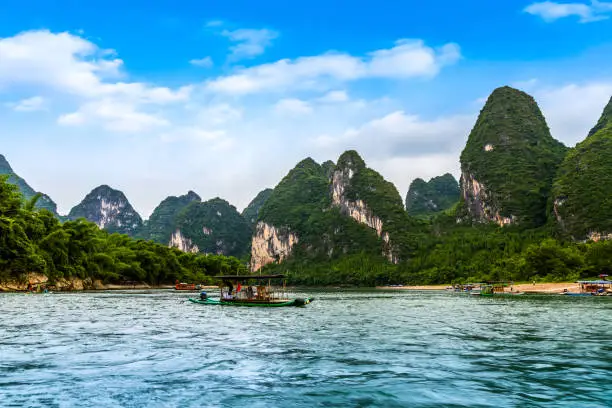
405, 173, 460, 217
67, 185, 143, 235
250, 222, 299, 271
552, 96, 612, 239
331, 151, 401, 263
460, 86, 566, 227
169, 229, 199, 253
0, 154, 58, 215
241, 188, 273, 227
461, 171, 514, 226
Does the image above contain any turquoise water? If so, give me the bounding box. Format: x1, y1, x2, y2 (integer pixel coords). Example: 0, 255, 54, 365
1, 290, 611, 407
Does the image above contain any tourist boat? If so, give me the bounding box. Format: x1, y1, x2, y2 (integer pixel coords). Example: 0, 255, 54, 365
470, 281, 524, 296
562, 280, 612, 296
175, 281, 197, 291
188, 274, 313, 307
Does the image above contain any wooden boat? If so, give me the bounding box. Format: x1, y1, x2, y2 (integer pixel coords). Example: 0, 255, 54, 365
470, 281, 523, 296
188, 274, 313, 307
175, 282, 197, 291
562, 280, 612, 296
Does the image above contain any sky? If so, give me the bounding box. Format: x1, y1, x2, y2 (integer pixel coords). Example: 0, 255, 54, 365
1, 0, 612, 218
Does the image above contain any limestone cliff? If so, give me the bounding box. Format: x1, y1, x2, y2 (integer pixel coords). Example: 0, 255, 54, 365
241, 188, 273, 227
331, 151, 399, 263
169, 229, 200, 253
250, 222, 299, 271
459, 86, 566, 227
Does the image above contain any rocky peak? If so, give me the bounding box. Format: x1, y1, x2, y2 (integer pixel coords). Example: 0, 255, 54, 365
68, 185, 143, 235
460, 86, 566, 227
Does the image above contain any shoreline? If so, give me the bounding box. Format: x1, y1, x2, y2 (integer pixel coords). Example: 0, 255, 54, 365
376, 282, 581, 294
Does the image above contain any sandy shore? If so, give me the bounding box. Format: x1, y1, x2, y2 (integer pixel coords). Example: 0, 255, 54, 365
376, 282, 580, 294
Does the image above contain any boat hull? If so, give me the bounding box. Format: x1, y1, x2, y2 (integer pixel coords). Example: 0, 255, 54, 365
188, 297, 313, 307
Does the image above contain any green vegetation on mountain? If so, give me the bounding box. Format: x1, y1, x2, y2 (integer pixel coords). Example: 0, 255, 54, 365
241, 188, 273, 227
0, 154, 58, 215
552, 97, 612, 239
0, 176, 246, 286
257, 153, 421, 282
174, 198, 252, 258
460, 86, 567, 227
67, 185, 143, 236
405, 173, 460, 217
137, 191, 201, 242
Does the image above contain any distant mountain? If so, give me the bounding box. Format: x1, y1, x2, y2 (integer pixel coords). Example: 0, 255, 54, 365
405, 173, 460, 217
67, 185, 143, 235
137, 191, 201, 243
0, 154, 58, 215
459, 86, 566, 227
171, 198, 252, 257
241, 188, 273, 227
552, 96, 612, 240
252, 151, 414, 274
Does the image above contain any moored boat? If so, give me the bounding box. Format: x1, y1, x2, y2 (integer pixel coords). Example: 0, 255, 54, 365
562, 280, 612, 296
188, 274, 313, 307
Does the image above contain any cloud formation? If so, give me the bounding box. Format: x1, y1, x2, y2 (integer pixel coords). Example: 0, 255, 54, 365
524, 1, 612, 23
222, 28, 278, 60
189, 56, 213, 67
206, 40, 461, 94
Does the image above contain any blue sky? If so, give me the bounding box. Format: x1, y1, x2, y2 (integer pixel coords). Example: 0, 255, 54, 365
1, 0, 612, 217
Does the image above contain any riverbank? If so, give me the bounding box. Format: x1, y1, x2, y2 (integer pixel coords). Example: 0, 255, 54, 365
376, 282, 580, 294
0, 273, 217, 292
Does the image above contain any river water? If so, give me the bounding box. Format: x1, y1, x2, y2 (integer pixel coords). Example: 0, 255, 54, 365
0, 290, 611, 407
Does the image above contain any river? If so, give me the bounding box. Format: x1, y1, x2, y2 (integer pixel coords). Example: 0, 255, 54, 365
0, 290, 610, 407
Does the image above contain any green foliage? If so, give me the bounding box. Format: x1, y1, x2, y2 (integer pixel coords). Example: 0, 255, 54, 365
552, 97, 612, 238
0, 177, 246, 285
0, 154, 58, 215
136, 191, 200, 242
460, 86, 567, 227
241, 188, 273, 226
174, 198, 252, 258
405, 173, 460, 217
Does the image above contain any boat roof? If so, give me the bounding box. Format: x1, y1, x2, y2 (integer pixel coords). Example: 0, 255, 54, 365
214, 274, 286, 280
577, 280, 611, 284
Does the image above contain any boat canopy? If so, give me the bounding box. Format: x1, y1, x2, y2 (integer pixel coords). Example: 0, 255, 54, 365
214, 274, 286, 280
576, 280, 611, 284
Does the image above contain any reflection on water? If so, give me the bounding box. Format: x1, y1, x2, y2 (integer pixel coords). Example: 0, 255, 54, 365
0, 290, 611, 407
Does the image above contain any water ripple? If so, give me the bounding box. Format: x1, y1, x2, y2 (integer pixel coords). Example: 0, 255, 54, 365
1, 290, 611, 407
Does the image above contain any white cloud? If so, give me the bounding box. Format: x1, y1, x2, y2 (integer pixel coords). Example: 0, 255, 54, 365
524, 1, 612, 23
534, 81, 612, 145
0, 30, 190, 129
8, 96, 45, 112
206, 39, 461, 95
189, 56, 214, 67
312, 110, 474, 160
274, 98, 313, 115
318, 90, 349, 103
222, 28, 278, 60
58, 99, 170, 132
197, 103, 243, 125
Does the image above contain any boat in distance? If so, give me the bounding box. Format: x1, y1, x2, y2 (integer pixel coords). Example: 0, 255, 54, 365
188, 274, 314, 307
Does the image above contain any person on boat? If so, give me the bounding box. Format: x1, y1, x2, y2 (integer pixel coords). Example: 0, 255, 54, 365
247, 286, 254, 299
200, 291, 207, 300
